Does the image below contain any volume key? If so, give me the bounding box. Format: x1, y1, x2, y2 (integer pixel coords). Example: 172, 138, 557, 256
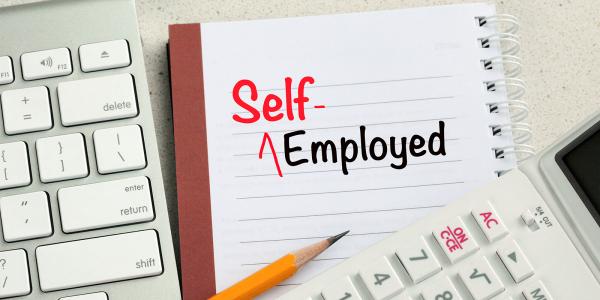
21, 48, 73, 80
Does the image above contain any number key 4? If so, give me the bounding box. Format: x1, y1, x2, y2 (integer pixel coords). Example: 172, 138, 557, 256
358, 256, 404, 300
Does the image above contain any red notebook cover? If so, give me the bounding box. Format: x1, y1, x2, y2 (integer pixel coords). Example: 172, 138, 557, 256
169, 23, 216, 300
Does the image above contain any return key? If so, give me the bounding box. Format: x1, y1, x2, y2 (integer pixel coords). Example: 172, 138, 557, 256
58, 176, 154, 233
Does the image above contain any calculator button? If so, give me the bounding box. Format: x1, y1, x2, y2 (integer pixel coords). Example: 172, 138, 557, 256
471, 202, 508, 242
0, 141, 31, 190
358, 256, 404, 299
57, 73, 138, 126
523, 281, 552, 300
58, 176, 154, 233
0, 249, 30, 298
0, 56, 14, 85
420, 277, 462, 300
59, 292, 108, 300
0, 191, 52, 242
497, 239, 534, 283
21, 48, 72, 80
36, 133, 89, 183
1, 86, 52, 135
321, 276, 362, 300
80, 39, 131, 72
458, 256, 504, 300
93, 125, 146, 174
395, 238, 441, 283
433, 217, 479, 263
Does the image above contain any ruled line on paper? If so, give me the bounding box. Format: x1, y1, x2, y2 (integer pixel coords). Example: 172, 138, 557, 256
240, 230, 396, 244
232, 116, 457, 135
235, 159, 463, 178
234, 75, 454, 93
236, 181, 464, 200
242, 256, 347, 267
238, 204, 443, 222
232, 95, 455, 115
233, 138, 460, 157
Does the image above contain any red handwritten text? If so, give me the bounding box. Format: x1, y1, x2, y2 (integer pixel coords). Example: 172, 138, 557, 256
232, 76, 315, 123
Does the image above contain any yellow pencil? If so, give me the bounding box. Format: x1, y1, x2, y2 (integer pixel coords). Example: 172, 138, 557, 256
209, 231, 350, 300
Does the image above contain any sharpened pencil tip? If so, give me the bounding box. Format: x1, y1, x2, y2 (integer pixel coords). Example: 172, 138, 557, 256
327, 230, 350, 246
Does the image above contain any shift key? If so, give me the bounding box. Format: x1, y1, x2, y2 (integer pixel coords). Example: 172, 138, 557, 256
57, 73, 138, 126
36, 230, 163, 292
58, 176, 154, 233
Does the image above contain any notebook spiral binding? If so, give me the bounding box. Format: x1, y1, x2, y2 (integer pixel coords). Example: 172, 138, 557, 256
477, 14, 533, 176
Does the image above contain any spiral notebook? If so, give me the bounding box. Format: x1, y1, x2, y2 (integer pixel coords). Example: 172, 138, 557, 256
168, 3, 530, 299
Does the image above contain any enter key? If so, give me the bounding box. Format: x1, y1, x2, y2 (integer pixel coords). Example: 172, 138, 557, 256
58, 176, 154, 233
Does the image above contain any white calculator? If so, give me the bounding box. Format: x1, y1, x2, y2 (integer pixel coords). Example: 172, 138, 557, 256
282, 111, 600, 300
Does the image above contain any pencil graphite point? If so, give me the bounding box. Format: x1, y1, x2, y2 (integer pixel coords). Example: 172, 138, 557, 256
327, 230, 350, 246
293, 230, 351, 268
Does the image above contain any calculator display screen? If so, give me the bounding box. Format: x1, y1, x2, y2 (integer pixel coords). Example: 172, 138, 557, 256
560, 126, 600, 216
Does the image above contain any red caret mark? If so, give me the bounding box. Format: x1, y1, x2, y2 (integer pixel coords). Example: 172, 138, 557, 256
259, 132, 283, 177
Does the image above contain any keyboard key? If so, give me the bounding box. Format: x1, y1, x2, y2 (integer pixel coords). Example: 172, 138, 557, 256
1, 86, 52, 134
433, 217, 479, 263
36, 133, 89, 183
0, 191, 52, 242
57, 73, 138, 126
80, 39, 131, 72
359, 256, 404, 299
21, 48, 72, 80
420, 277, 462, 300
458, 256, 504, 300
60, 292, 108, 300
497, 239, 534, 283
93, 125, 146, 174
395, 237, 441, 283
0, 142, 31, 190
471, 202, 508, 242
0, 56, 14, 85
0, 249, 30, 298
36, 230, 163, 292
523, 281, 552, 300
321, 276, 362, 300
58, 176, 154, 233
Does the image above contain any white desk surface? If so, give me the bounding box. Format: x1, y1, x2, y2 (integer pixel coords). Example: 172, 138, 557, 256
3, 0, 599, 261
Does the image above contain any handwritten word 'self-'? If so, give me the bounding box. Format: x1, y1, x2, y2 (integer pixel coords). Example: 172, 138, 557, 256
232, 76, 315, 123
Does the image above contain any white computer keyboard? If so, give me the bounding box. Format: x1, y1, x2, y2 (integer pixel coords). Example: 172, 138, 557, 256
281, 169, 600, 300
0, 1, 180, 299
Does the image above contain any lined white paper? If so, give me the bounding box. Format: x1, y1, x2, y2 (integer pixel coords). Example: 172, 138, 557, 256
200, 3, 514, 297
